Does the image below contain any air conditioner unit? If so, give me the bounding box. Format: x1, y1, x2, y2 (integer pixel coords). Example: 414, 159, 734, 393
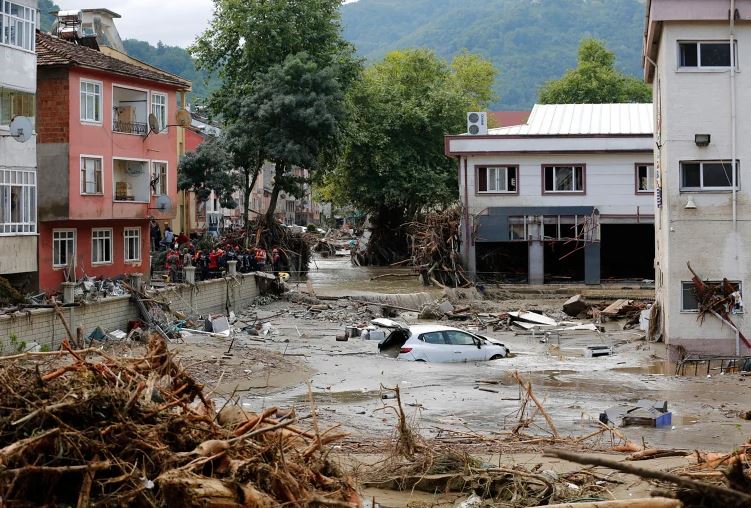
467, 112, 487, 135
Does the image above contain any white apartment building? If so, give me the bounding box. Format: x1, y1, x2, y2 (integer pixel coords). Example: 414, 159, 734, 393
645, 0, 751, 359
0, 0, 38, 291
446, 104, 654, 285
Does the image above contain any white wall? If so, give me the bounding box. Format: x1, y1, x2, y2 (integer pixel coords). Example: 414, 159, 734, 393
461, 152, 655, 219
655, 21, 751, 355
0, 4, 37, 274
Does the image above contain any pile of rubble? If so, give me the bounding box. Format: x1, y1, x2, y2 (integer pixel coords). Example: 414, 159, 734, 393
0, 334, 359, 506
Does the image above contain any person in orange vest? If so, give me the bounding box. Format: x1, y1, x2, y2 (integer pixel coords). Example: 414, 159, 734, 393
255, 247, 267, 271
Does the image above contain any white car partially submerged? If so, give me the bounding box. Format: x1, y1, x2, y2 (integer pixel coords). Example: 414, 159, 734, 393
378, 324, 509, 363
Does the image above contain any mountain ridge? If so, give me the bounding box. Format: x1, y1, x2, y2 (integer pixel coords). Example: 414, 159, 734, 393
38, 0, 649, 110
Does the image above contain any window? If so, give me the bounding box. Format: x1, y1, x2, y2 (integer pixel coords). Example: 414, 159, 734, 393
543, 165, 585, 193
80, 80, 102, 123
53, 229, 75, 268
477, 166, 517, 193
0, 169, 35, 234
81, 157, 103, 194
151, 92, 167, 132
124, 227, 141, 262
682, 280, 742, 312
421, 332, 446, 344
151, 161, 167, 196
680, 161, 738, 191
444, 331, 477, 346
91, 228, 113, 264
679, 42, 735, 69
636, 164, 655, 193
0, 1, 36, 52
0, 87, 35, 126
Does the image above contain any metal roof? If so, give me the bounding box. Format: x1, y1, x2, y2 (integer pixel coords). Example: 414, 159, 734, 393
486, 103, 653, 136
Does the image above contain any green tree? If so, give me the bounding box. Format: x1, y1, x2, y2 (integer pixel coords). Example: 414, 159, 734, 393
322, 49, 496, 262
538, 38, 651, 104
177, 135, 235, 208
190, 0, 357, 223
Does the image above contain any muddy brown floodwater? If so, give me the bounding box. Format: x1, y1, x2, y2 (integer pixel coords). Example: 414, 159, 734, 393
186, 256, 751, 456
174, 256, 751, 506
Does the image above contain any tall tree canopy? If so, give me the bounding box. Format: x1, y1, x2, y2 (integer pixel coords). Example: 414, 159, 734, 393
189, 0, 357, 224
321, 48, 496, 261
190, 0, 358, 117
538, 38, 651, 104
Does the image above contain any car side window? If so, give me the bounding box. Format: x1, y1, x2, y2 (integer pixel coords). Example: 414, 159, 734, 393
444, 331, 477, 346
421, 332, 446, 344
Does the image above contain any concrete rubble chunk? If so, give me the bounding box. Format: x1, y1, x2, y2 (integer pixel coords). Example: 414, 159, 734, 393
562, 294, 589, 317
438, 301, 455, 315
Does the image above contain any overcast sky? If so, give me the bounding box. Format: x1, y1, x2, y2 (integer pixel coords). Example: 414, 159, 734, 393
54, 0, 359, 48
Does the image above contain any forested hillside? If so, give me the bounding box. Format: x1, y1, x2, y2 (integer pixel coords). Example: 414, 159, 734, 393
341, 0, 647, 110
39, 0, 648, 110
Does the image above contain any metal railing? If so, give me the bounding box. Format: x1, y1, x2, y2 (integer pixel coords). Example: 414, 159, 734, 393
113, 120, 148, 135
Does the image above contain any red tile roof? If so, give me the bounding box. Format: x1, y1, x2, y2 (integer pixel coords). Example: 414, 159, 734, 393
488, 111, 530, 128
36, 31, 190, 89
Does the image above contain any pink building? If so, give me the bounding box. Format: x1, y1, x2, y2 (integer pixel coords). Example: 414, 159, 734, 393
35, 31, 190, 293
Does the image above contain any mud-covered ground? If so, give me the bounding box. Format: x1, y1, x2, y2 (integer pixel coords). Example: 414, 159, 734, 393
174, 256, 751, 453
170, 256, 751, 506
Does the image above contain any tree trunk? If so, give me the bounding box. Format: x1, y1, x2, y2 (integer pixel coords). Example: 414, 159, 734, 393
264, 161, 285, 226
242, 160, 261, 246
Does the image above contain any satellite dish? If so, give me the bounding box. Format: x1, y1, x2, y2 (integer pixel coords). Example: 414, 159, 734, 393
9, 116, 33, 143
155, 195, 173, 212
176, 109, 192, 127
148, 113, 160, 134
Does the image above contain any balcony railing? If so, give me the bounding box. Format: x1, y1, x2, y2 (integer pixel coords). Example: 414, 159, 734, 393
113, 120, 148, 135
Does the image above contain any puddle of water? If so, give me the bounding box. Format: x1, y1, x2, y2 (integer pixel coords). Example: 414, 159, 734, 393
674, 414, 700, 425
612, 362, 673, 375
292, 389, 382, 404
301, 255, 443, 296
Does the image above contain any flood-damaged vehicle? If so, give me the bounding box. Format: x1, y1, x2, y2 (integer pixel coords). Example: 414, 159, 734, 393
376, 321, 509, 363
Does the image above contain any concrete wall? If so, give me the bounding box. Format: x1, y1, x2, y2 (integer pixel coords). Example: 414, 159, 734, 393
0, 273, 259, 353
654, 21, 751, 357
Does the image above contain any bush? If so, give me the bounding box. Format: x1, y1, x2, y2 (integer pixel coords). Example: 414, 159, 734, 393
306, 224, 318, 232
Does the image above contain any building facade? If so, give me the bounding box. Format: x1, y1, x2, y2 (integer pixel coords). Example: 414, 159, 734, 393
446, 104, 655, 285
0, 0, 38, 291
35, 30, 189, 293
645, 0, 751, 357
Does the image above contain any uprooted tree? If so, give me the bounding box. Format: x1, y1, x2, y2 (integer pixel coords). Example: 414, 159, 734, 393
321, 48, 497, 264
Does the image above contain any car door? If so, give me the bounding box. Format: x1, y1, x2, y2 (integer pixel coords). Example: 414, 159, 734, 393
418, 331, 451, 362
443, 330, 485, 362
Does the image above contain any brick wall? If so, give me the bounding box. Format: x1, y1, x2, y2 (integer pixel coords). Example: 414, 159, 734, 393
36, 68, 70, 144
0, 273, 259, 353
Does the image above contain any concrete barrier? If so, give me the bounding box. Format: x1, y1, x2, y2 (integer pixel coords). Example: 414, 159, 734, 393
0, 273, 259, 353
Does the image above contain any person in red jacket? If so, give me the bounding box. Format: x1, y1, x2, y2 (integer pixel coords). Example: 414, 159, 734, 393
208, 249, 219, 273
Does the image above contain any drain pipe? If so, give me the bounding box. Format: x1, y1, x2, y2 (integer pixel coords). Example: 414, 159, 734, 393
731, 0, 737, 229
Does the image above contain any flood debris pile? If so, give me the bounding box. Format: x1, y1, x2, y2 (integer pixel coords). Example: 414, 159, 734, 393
361, 387, 615, 507
686, 261, 750, 348
0, 335, 359, 507
545, 446, 751, 508
407, 206, 473, 288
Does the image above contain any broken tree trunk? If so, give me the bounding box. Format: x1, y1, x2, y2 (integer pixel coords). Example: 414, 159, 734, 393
512, 371, 560, 439
543, 448, 751, 506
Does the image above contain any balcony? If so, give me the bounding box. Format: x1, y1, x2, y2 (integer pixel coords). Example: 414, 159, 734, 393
112, 86, 148, 136
113, 119, 147, 135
